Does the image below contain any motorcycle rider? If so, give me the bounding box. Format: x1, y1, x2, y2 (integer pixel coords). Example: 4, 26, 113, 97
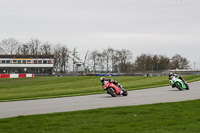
100, 77, 123, 91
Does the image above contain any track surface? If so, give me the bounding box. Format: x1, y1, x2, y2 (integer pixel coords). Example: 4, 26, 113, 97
1, 81, 200, 119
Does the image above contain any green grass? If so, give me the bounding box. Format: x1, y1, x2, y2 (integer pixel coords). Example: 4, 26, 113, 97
0, 75, 200, 102
1, 99, 200, 133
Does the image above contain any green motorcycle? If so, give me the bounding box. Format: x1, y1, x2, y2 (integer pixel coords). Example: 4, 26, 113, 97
169, 76, 189, 91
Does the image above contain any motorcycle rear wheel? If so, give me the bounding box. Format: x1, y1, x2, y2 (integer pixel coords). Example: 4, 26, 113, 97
175, 82, 182, 91
107, 88, 117, 97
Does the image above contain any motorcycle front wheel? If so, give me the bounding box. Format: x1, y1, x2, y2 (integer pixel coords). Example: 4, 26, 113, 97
121, 88, 128, 96
122, 91, 128, 96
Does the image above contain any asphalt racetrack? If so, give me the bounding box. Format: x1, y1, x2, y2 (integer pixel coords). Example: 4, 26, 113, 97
1, 81, 200, 119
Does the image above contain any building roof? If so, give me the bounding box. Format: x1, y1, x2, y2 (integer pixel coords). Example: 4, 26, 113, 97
0, 55, 53, 58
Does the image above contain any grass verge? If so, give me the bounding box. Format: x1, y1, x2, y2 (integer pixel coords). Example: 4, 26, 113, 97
0, 99, 200, 133
0, 75, 200, 102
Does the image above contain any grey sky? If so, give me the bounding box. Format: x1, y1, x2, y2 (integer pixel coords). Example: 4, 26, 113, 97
0, 0, 200, 68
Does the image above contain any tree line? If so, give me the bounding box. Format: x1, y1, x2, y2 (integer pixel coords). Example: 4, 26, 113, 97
0, 38, 190, 74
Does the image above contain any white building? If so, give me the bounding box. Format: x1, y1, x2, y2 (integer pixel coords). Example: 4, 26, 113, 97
0, 55, 54, 75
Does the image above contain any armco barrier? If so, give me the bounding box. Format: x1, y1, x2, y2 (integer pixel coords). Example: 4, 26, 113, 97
0, 74, 34, 78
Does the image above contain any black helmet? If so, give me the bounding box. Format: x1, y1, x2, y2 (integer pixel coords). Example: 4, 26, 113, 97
100, 77, 105, 82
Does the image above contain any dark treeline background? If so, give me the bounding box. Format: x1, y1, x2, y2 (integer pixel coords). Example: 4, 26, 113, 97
0, 38, 190, 74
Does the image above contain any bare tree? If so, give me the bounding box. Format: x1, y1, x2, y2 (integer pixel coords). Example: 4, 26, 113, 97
90, 50, 99, 73
109, 48, 116, 72
71, 48, 80, 73
151, 54, 169, 72
28, 39, 41, 55
118, 49, 133, 73
152, 55, 159, 72
158, 55, 170, 71
0, 44, 3, 54
96, 52, 106, 73
16, 45, 21, 55
20, 44, 30, 55
60, 46, 70, 73
0, 38, 19, 54
53, 44, 61, 73
40, 42, 52, 55
103, 47, 114, 73
134, 54, 148, 72
53, 44, 70, 73
135, 54, 171, 72
83, 50, 89, 74
111, 50, 121, 73
171, 54, 190, 69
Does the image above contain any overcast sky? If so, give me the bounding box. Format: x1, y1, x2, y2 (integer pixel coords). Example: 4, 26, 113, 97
0, 0, 200, 68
